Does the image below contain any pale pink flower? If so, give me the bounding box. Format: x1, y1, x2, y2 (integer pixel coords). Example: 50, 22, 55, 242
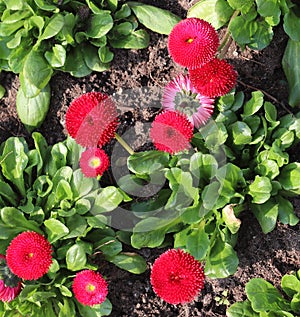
162, 74, 215, 128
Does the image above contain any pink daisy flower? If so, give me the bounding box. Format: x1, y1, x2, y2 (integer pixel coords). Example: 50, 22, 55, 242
162, 74, 215, 128
189, 58, 238, 97
0, 255, 22, 302
150, 111, 194, 155
150, 249, 205, 304
6, 231, 53, 280
72, 270, 108, 306
168, 18, 219, 69
65, 92, 119, 148
79, 147, 110, 178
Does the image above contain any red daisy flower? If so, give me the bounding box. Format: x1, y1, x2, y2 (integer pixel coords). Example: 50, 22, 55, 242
150, 111, 193, 154
72, 270, 108, 306
6, 231, 53, 280
162, 74, 215, 128
0, 255, 22, 302
168, 18, 219, 69
65, 92, 119, 148
189, 58, 238, 97
150, 249, 205, 304
79, 147, 110, 178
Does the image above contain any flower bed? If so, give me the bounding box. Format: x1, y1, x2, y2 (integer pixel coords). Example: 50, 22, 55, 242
0, 0, 300, 316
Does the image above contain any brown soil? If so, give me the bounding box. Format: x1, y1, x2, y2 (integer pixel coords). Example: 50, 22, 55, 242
0, 1, 299, 316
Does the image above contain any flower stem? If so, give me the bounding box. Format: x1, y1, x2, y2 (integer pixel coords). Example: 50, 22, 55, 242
115, 133, 135, 155
218, 10, 240, 59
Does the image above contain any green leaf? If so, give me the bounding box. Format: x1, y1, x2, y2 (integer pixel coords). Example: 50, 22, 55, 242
187, 0, 234, 29
229, 16, 256, 46
255, 160, 280, 180
227, 300, 259, 317
66, 243, 87, 271
16, 83, 50, 132
63, 45, 92, 77
281, 273, 300, 298
291, 292, 300, 313
109, 29, 150, 49
94, 237, 122, 256
63, 215, 87, 239
114, 4, 131, 19
0, 137, 28, 196
83, 45, 110, 72
0, 85, 5, 99
107, 0, 118, 11
131, 229, 164, 249
77, 298, 112, 317
277, 196, 299, 226
251, 199, 279, 234
165, 168, 198, 209
4, 0, 25, 10
282, 39, 300, 107
245, 278, 291, 312
227, 0, 253, 12
98, 46, 114, 64
128, 150, 169, 175
0, 207, 42, 233
7, 37, 32, 73
248, 20, 273, 50
27, 15, 45, 38
85, 11, 113, 38
278, 162, 300, 195
205, 239, 239, 278
44, 218, 69, 243
216, 163, 246, 201
33, 175, 53, 198
91, 186, 124, 214
45, 143, 68, 177
283, 10, 300, 42
21, 49, 53, 97
0, 20, 24, 36
199, 121, 228, 151
231, 121, 252, 145
71, 169, 98, 198
128, 2, 181, 34
242, 91, 264, 117
112, 21, 134, 36
45, 44, 66, 68
33, 0, 58, 11
37, 13, 64, 44
0, 180, 19, 206
248, 175, 272, 204
186, 224, 210, 260
56, 179, 73, 201
189, 152, 218, 182
58, 298, 76, 317
105, 252, 147, 274
256, 0, 281, 18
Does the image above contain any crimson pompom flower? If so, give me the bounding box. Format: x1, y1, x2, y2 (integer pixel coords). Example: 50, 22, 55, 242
72, 270, 108, 306
150, 249, 205, 304
80, 147, 110, 178
65, 92, 119, 148
189, 58, 238, 97
150, 111, 193, 154
6, 231, 53, 280
162, 74, 215, 128
0, 255, 22, 302
168, 18, 219, 69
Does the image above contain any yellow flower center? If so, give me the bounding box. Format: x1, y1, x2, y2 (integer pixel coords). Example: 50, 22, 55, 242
86, 283, 96, 292
28, 253, 34, 258
89, 157, 101, 168
186, 38, 194, 43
